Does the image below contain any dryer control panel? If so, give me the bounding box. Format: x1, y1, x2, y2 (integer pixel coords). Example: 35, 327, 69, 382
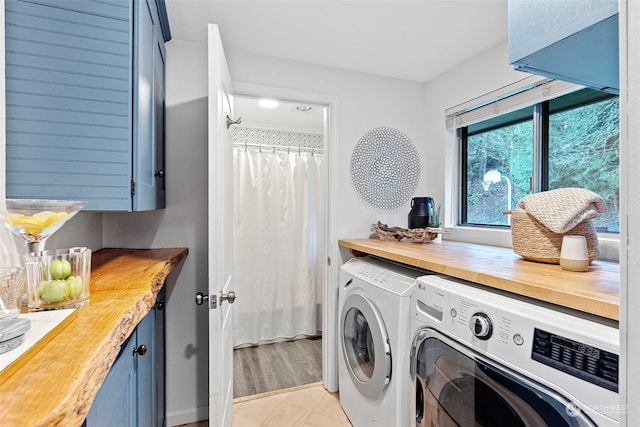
532, 328, 619, 392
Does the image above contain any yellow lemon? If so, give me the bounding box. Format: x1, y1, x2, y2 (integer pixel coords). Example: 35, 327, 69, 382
14, 216, 45, 235
43, 211, 68, 227
33, 211, 56, 222
6, 213, 24, 225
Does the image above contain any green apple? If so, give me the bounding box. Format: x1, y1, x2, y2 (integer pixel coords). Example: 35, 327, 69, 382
66, 276, 83, 298
50, 259, 72, 280
39, 279, 70, 303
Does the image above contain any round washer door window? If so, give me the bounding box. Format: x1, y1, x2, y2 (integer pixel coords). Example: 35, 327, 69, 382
341, 293, 391, 400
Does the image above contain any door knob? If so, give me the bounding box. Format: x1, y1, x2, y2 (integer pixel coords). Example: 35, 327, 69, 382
195, 292, 208, 305
220, 291, 236, 304
196, 291, 234, 309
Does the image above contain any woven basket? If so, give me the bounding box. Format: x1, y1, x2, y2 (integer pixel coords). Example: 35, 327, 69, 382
506, 210, 599, 264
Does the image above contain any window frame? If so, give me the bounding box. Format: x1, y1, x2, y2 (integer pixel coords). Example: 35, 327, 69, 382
443, 77, 620, 261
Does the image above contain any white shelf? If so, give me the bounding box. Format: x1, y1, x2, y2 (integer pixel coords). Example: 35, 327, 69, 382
0, 308, 76, 373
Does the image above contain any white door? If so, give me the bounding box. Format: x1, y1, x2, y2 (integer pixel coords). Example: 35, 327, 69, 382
207, 23, 235, 427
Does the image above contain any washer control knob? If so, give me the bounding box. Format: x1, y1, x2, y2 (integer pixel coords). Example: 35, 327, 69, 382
470, 312, 493, 340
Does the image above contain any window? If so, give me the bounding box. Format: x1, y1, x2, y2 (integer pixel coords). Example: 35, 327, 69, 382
459, 87, 619, 233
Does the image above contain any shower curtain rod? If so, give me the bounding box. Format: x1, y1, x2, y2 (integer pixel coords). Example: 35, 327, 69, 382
233, 142, 324, 154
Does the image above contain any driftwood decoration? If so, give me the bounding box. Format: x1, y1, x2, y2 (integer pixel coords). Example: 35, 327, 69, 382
370, 221, 442, 243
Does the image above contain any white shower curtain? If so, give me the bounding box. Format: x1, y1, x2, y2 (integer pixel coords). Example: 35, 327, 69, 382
232, 147, 324, 347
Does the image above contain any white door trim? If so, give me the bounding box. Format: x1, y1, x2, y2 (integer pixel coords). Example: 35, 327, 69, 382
231, 82, 340, 391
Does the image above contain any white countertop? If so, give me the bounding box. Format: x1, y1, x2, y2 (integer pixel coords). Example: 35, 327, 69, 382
0, 308, 76, 373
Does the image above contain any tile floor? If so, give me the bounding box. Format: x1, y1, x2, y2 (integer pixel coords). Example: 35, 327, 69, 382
233, 382, 352, 427
179, 382, 352, 427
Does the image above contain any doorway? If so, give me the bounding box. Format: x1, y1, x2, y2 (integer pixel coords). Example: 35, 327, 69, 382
230, 94, 327, 398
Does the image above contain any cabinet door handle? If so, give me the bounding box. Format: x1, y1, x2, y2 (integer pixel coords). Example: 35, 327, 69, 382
133, 344, 148, 356
154, 170, 165, 178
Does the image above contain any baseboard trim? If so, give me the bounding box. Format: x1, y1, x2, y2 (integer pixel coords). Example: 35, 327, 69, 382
166, 405, 209, 427
233, 381, 325, 404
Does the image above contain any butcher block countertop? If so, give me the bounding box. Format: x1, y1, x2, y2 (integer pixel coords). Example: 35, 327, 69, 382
0, 247, 188, 427
339, 239, 619, 321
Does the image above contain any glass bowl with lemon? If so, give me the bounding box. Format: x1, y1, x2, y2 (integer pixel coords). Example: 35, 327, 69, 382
0, 199, 87, 254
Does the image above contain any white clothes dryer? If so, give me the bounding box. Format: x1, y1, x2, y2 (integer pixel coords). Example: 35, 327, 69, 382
410, 275, 620, 427
338, 256, 424, 427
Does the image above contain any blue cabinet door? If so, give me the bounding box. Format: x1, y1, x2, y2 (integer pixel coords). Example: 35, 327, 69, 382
136, 306, 156, 427
5, 0, 170, 211
85, 332, 137, 426
133, 0, 166, 210
5, 0, 133, 211
154, 288, 167, 427
85, 306, 164, 427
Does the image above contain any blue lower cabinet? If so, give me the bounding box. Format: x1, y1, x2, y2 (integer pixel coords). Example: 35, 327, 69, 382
84, 332, 137, 426
154, 288, 167, 427
84, 298, 165, 427
137, 306, 155, 427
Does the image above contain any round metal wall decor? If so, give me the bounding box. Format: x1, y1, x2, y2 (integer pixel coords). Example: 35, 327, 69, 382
350, 127, 421, 212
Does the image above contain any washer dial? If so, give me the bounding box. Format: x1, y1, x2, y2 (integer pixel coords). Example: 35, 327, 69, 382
470, 312, 493, 340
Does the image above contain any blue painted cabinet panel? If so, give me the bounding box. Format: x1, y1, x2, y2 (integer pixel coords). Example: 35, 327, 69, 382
134, 0, 166, 210
85, 296, 166, 427
85, 329, 137, 426
154, 288, 166, 427
5, 0, 170, 211
137, 302, 156, 427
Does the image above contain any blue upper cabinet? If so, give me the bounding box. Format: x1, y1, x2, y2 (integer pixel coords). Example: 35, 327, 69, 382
508, 0, 618, 94
134, 0, 167, 211
5, 0, 171, 211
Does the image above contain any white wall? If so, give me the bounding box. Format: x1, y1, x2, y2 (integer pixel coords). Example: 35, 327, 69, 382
227, 47, 430, 394
102, 39, 210, 425
226, 49, 430, 237
423, 39, 525, 213
423, 39, 541, 249
101, 38, 429, 424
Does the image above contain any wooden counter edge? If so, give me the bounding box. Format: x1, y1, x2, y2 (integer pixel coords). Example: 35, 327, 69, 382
65, 247, 190, 427
339, 239, 619, 321
0, 247, 188, 427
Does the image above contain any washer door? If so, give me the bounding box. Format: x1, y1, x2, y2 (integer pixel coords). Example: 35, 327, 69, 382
412, 329, 598, 427
341, 292, 391, 400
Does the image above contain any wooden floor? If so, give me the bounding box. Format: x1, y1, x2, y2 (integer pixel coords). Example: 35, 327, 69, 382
178, 337, 340, 426
233, 337, 322, 398
177, 383, 352, 427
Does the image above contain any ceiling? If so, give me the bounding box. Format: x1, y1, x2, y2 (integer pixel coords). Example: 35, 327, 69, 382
164, 0, 509, 84
233, 95, 325, 133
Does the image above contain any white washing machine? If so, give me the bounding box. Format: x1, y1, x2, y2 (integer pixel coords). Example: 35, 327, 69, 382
410, 275, 620, 426
339, 256, 425, 427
